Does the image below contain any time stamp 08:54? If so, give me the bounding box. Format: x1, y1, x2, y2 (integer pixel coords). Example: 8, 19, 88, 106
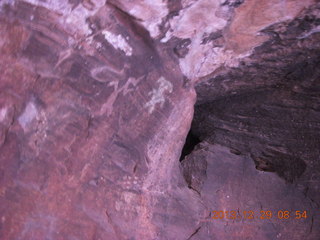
210, 210, 308, 220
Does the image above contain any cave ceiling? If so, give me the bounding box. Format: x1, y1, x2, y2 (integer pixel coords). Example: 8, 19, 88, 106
0, 0, 320, 239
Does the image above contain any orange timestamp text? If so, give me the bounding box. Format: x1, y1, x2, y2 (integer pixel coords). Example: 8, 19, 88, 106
210, 210, 307, 220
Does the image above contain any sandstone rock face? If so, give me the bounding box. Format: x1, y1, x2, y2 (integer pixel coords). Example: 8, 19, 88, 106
182, 143, 319, 240
0, 0, 319, 239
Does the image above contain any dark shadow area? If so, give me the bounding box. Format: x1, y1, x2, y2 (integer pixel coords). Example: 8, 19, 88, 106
179, 129, 201, 161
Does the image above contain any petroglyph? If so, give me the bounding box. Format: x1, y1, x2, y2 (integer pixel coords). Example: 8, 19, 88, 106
99, 76, 143, 117
145, 77, 173, 114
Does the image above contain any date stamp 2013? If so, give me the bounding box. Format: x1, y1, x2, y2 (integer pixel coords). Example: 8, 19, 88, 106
201, 210, 308, 221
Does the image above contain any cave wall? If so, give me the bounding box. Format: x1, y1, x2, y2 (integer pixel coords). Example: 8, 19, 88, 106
0, 0, 319, 239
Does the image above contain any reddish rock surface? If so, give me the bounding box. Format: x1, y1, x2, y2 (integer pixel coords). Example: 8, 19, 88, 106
0, 1, 319, 239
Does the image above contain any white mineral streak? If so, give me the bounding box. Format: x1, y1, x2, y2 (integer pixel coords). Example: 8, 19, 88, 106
102, 30, 133, 56
22, 0, 105, 36
18, 102, 38, 130
124, 0, 168, 38
162, 0, 316, 79
64, 1, 105, 36
65, 5, 94, 36
145, 77, 173, 114
180, 40, 252, 79
161, 0, 230, 79
163, 0, 227, 41
19, 0, 71, 12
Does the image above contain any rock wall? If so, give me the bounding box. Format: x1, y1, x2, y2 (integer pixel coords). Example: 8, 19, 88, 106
0, 0, 319, 239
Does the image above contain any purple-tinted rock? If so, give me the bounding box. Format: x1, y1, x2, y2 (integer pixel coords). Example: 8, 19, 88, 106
0, 0, 319, 239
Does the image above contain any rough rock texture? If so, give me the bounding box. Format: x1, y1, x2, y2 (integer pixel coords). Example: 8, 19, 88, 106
182, 143, 319, 240
192, 1, 320, 196
0, 0, 319, 239
0, 2, 200, 239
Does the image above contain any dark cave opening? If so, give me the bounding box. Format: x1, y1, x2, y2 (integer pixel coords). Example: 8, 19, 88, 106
179, 129, 201, 162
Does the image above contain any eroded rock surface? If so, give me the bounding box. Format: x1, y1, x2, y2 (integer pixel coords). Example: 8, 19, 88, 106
0, 0, 319, 239
183, 143, 319, 240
